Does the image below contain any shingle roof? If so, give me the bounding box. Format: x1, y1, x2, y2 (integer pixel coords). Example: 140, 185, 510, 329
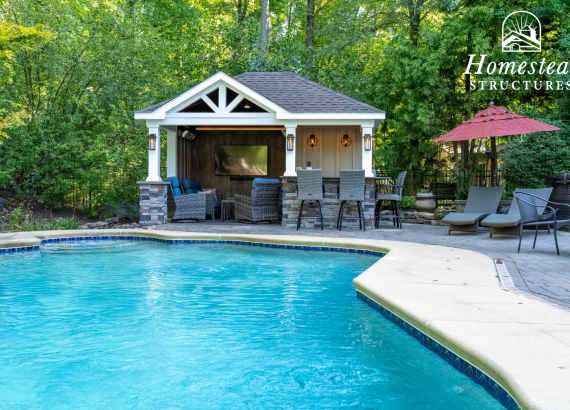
135, 72, 384, 114
135, 99, 173, 113
233, 72, 384, 114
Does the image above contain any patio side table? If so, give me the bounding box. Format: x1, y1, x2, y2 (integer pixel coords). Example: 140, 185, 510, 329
221, 198, 235, 221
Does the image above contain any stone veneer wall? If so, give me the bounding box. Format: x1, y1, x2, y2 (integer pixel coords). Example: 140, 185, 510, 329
138, 182, 168, 225
281, 177, 376, 228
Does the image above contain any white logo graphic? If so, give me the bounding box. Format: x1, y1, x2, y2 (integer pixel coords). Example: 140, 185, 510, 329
502, 11, 541, 53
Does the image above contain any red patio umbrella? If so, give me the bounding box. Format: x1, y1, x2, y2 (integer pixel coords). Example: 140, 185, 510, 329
434, 103, 561, 185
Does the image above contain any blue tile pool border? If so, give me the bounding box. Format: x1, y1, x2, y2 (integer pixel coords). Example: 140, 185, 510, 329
0, 245, 40, 254
0, 235, 385, 257
357, 291, 521, 410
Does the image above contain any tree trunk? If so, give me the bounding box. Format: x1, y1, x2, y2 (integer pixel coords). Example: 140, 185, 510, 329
260, 0, 270, 54
305, 0, 315, 74
236, 0, 249, 23
408, 0, 423, 47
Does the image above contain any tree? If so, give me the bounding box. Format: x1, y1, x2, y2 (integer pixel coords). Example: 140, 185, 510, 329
260, 0, 270, 54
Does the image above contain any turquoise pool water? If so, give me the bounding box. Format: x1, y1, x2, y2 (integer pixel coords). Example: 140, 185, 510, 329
0, 241, 504, 409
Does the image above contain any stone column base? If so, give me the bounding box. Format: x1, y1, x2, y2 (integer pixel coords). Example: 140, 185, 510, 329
137, 181, 169, 225
281, 176, 376, 229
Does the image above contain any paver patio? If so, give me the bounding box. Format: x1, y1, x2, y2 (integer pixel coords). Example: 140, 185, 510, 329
157, 221, 570, 309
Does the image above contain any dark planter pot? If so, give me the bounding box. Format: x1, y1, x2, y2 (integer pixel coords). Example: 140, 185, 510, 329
546, 173, 570, 220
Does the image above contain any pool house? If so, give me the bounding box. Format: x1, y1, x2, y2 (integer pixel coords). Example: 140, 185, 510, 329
135, 71, 386, 227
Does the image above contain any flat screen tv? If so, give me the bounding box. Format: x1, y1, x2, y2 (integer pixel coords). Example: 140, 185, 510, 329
215, 145, 268, 176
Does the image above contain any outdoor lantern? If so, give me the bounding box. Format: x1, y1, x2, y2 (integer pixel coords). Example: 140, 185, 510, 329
244, 100, 251, 109
29, 173, 35, 184
307, 134, 318, 147
148, 134, 157, 150
341, 134, 352, 147
286, 134, 295, 151
363, 134, 372, 151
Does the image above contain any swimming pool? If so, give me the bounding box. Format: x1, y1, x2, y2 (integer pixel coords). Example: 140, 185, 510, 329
0, 240, 504, 409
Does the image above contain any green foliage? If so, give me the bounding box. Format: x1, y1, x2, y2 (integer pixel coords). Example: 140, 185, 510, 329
398, 196, 416, 210
500, 117, 570, 193
0, 0, 569, 210
10, 206, 81, 231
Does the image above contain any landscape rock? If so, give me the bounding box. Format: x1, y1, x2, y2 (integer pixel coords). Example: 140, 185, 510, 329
96, 205, 117, 217
127, 202, 140, 214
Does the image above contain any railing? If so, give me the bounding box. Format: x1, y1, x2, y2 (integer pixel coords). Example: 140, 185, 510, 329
375, 170, 504, 207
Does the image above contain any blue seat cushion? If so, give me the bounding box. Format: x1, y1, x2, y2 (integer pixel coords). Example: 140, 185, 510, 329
251, 178, 281, 197
215, 200, 221, 208
182, 179, 201, 194
172, 187, 182, 197
169, 176, 181, 188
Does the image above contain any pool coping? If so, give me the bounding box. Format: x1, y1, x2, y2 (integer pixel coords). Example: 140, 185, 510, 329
1, 229, 570, 410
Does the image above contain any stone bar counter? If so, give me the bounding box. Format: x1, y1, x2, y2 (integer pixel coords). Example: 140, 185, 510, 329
281, 176, 376, 229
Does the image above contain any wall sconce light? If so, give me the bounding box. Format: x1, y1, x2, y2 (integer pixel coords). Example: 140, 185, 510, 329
286, 134, 295, 151
363, 134, 372, 151
307, 134, 318, 147
341, 134, 352, 147
148, 134, 157, 150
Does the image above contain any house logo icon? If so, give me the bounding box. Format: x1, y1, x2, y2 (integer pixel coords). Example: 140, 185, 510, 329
502, 11, 541, 52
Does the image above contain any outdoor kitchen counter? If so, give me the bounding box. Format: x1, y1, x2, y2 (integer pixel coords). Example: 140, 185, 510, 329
280, 176, 377, 229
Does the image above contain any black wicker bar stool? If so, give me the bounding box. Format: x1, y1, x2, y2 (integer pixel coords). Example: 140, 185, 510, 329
296, 169, 324, 230
375, 171, 407, 229
337, 169, 366, 231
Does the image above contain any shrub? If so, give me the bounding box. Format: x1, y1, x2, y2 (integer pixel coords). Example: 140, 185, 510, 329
398, 196, 415, 210
10, 207, 81, 232
501, 130, 570, 193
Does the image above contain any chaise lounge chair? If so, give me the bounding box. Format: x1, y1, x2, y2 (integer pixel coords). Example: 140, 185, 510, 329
481, 188, 553, 238
442, 186, 503, 234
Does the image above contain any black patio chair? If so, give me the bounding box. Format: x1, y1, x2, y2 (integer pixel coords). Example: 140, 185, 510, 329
513, 191, 570, 255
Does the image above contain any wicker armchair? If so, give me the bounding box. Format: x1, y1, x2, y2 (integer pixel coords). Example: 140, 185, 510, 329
375, 171, 407, 229
201, 189, 217, 219
235, 182, 281, 223
296, 169, 324, 230
336, 169, 366, 231
166, 182, 206, 222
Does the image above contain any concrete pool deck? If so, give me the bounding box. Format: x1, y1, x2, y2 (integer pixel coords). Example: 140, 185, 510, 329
1, 229, 570, 410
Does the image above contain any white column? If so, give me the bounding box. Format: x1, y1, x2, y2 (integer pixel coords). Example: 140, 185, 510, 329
166, 130, 177, 178
284, 126, 297, 176
146, 126, 162, 181
362, 126, 374, 177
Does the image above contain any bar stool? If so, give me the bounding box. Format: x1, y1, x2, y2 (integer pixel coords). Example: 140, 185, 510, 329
297, 169, 324, 230
375, 171, 407, 229
337, 169, 366, 231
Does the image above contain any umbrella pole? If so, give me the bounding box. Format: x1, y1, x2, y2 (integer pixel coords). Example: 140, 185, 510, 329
490, 137, 497, 187
453, 141, 459, 192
